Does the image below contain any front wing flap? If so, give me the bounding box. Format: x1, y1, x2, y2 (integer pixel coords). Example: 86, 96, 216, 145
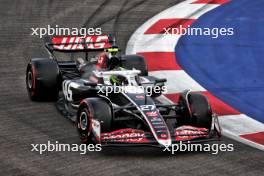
98, 126, 220, 147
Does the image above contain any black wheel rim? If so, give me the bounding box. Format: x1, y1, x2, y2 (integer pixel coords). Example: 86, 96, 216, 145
27, 71, 33, 89
80, 111, 88, 131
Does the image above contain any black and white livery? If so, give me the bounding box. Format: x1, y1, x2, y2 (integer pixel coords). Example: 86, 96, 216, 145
26, 35, 221, 147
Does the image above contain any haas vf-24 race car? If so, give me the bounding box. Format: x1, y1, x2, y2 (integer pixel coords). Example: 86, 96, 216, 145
26, 35, 221, 147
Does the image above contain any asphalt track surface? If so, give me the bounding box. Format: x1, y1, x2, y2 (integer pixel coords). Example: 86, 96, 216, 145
0, 0, 263, 175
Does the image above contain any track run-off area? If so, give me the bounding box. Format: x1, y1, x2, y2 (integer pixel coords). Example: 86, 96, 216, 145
127, 0, 264, 150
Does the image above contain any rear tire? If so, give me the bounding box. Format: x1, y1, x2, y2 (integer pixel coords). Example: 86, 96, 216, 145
121, 55, 148, 76
26, 58, 60, 101
76, 98, 113, 144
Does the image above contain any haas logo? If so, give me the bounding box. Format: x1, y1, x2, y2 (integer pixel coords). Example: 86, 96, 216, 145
53, 36, 110, 50
146, 111, 158, 117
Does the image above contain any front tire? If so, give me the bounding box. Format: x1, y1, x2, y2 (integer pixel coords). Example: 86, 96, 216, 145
178, 92, 212, 129
76, 98, 113, 144
77, 107, 93, 144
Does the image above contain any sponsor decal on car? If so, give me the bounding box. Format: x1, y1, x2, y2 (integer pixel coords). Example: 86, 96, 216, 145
150, 118, 162, 122
135, 95, 145, 100
146, 111, 158, 117
174, 126, 208, 141
101, 129, 149, 143
52, 35, 111, 50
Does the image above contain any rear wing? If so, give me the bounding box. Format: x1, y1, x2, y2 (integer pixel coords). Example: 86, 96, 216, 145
45, 35, 114, 52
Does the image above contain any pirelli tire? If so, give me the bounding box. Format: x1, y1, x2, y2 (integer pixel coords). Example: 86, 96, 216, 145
76, 97, 113, 144
26, 58, 60, 101
178, 92, 212, 130
121, 54, 148, 76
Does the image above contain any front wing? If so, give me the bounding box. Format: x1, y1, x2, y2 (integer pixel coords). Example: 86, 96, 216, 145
91, 115, 221, 147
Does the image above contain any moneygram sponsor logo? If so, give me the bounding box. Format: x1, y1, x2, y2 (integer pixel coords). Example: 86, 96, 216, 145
102, 133, 145, 142
163, 141, 234, 155
31, 24, 102, 38
163, 25, 234, 39
31, 141, 101, 155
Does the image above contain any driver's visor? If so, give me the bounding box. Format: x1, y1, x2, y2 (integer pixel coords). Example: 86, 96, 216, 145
105, 48, 119, 53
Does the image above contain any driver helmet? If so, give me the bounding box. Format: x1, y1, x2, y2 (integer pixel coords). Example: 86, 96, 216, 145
96, 46, 120, 69
110, 74, 128, 86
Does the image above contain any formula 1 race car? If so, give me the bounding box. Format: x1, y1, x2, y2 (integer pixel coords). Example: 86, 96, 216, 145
26, 35, 221, 147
